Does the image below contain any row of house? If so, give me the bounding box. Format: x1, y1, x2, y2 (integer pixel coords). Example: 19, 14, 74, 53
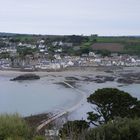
0, 53, 140, 70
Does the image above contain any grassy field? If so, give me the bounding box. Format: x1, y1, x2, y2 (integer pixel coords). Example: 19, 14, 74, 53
92, 43, 124, 52
94, 36, 140, 54
97, 36, 140, 43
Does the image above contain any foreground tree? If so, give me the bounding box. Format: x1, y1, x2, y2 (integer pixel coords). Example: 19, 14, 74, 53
85, 117, 140, 140
59, 120, 89, 140
87, 88, 140, 126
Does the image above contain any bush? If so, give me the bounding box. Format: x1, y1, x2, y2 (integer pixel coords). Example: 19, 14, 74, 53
0, 114, 32, 140
59, 120, 89, 140
85, 117, 140, 140
33, 135, 46, 140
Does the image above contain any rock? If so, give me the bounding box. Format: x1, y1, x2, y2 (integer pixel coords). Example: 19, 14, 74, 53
65, 77, 79, 81
104, 70, 114, 73
118, 72, 140, 84
104, 76, 115, 81
10, 74, 40, 81
83, 77, 95, 82
95, 75, 115, 82
117, 78, 133, 84
94, 79, 105, 83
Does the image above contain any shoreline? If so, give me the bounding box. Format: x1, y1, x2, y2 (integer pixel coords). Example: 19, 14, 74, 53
1, 66, 140, 127
1, 66, 140, 83
0, 66, 122, 77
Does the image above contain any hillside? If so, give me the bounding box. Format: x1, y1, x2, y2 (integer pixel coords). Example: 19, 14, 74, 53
1, 32, 140, 55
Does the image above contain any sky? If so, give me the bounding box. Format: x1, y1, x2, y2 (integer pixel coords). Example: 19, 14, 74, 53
0, 0, 140, 36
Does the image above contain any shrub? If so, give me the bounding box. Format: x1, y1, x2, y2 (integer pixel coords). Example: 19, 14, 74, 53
0, 114, 32, 140
59, 120, 89, 140
85, 117, 140, 140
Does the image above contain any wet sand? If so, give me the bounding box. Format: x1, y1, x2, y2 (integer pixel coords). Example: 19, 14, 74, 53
0, 67, 111, 78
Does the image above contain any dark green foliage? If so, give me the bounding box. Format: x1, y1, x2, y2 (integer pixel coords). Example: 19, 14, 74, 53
96, 49, 111, 57
59, 120, 89, 139
17, 47, 38, 57
63, 35, 89, 45
87, 88, 140, 125
0, 52, 10, 59
80, 46, 92, 54
85, 118, 140, 140
32, 135, 46, 140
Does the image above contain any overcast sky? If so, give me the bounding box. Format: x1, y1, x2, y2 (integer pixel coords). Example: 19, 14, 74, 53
0, 0, 140, 36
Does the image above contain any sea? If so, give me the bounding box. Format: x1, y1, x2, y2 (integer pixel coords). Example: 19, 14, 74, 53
0, 75, 140, 120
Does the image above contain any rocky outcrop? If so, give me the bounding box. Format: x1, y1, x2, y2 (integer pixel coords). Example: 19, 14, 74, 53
117, 78, 133, 84
117, 72, 140, 84
10, 74, 40, 81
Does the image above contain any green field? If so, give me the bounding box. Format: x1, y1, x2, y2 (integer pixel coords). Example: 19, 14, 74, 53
96, 36, 140, 55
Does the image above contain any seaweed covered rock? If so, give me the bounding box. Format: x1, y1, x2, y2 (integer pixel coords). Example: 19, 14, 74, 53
10, 74, 40, 81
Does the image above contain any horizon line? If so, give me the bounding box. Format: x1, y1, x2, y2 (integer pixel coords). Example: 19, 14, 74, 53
0, 31, 140, 37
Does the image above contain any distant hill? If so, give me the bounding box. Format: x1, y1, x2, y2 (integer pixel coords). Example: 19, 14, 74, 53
0, 32, 140, 55
0, 32, 17, 37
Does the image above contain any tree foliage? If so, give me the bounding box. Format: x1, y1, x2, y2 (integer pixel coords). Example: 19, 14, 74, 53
59, 120, 89, 139
0, 52, 10, 59
85, 117, 140, 140
96, 49, 111, 57
17, 46, 38, 58
87, 88, 140, 126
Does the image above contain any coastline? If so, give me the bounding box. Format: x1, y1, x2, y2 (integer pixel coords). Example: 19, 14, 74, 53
0, 66, 117, 77
1, 66, 140, 127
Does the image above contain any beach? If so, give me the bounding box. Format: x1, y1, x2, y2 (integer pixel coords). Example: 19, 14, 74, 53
0, 66, 118, 78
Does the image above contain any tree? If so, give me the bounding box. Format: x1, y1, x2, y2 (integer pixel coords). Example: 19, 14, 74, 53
85, 117, 140, 140
17, 46, 38, 57
0, 52, 10, 59
87, 88, 140, 126
96, 49, 111, 57
59, 120, 89, 139
80, 46, 92, 54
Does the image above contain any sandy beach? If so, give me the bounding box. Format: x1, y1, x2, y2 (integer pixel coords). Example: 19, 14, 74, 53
0, 66, 140, 83
0, 67, 114, 77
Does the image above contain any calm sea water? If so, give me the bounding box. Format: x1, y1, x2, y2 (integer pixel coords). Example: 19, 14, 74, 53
0, 76, 81, 116
0, 76, 140, 118
69, 81, 140, 120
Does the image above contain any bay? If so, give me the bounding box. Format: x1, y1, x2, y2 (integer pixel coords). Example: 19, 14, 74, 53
0, 75, 140, 119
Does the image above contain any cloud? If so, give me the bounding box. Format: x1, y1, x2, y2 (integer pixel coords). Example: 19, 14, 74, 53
0, 0, 140, 35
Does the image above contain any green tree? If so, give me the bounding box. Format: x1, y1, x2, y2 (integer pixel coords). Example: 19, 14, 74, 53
0, 52, 10, 59
96, 49, 111, 57
80, 46, 92, 54
17, 47, 38, 57
59, 120, 89, 139
87, 88, 140, 126
85, 117, 140, 140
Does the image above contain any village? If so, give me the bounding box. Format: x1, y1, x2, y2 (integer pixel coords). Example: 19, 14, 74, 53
0, 35, 140, 71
